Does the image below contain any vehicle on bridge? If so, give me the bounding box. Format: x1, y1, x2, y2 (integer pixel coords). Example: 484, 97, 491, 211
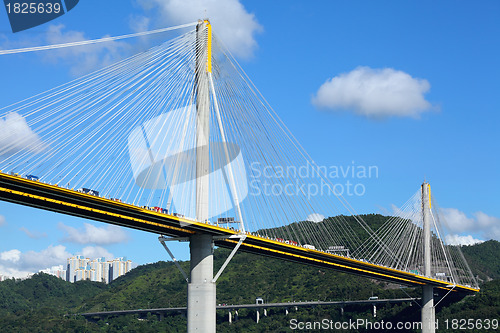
152, 206, 168, 214
218, 217, 235, 223
77, 188, 100, 196
25, 174, 39, 181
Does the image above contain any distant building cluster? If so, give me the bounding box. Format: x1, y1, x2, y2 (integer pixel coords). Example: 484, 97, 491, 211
41, 256, 132, 284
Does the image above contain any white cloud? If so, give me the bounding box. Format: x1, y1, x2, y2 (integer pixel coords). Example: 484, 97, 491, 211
307, 213, 324, 223
440, 208, 500, 241
79, 246, 114, 261
135, 0, 263, 59
0, 112, 45, 156
21, 245, 71, 271
20, 227, 48, 239
0, 245, 119, 279
0, 215, 5, 227
440, 207, 475, 233
0, 249, 21, 262
445, 234, 484, 246
0, 245, 71, 278
475, 211, 500, 229
58, 222, 128, 245
312, 66, 434, 118
0, 266, 33, 279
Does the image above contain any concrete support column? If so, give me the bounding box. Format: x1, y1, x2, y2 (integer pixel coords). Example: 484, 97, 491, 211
187, 233, 215, 333
421, 182, 435, 333
256, 310, 260, 323
422, 182, 432, 279
422, 285, 435, 333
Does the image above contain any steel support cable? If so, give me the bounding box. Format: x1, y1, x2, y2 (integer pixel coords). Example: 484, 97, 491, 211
217, 58, 338, 245
431, 198, 477, 287
210, 41, 309, 239
1, 31, 197, 208
213, 37, 366, 246
0, 31, 193, 120
361, 191, 421, 268
1, 34, 192, 174
44, 42, 193, 191
0, 22, 198, 55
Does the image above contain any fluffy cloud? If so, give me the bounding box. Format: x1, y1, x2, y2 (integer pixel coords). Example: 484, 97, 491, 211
312, 66, 434, 118
0, 249, 21, 262
0, 112, 45, 156
440, 208, 500, 243
21, 245, 71, 272
387, 204, 497, 245
0, 215, 6, 227
439, 208, 475, 233
79, 246, 114, 261
135, 0, 263, 59
445, 235, 484, 246
58, 222, 128, 245
0, 245, 116, 279
307, 213, 325, 223
0, 245, 71, 278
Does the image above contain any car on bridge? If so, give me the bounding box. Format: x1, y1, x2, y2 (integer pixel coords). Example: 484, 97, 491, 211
77, 188, 100, 196
152, 206, 168, 214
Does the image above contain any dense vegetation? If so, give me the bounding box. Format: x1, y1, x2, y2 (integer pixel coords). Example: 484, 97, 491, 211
0, 215, 498, 332
461, 240, 500, 282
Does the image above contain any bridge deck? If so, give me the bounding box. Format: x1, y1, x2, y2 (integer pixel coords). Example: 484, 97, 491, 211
0, 172, 479, 293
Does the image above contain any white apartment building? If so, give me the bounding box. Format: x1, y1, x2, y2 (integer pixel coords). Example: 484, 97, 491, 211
65, 256, 132, 283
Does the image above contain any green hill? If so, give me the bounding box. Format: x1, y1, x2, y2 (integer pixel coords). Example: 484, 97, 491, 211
461, 240, 500, 282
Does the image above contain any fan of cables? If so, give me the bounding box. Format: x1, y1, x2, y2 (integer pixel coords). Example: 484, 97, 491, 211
0, 21, 423, 265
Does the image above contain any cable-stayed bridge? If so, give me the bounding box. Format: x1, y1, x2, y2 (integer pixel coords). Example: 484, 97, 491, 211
0, 20, 478, 332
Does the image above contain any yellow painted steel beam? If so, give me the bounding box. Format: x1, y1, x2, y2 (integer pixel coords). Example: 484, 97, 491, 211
204, 19, 212, 73
0, 186, 194, 235
221, 238, 422, 285
0, 172, 479, 293
428, 183, 432, 209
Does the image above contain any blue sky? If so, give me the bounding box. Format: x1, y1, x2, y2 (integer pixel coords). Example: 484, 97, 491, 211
0, 0, 499, 278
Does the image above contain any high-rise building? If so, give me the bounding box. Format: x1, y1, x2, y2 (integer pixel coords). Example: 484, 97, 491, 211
65, 256, 131, 283
90, 257, 107, 283
66, 255, 89, 282
109, 257, 132, 281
